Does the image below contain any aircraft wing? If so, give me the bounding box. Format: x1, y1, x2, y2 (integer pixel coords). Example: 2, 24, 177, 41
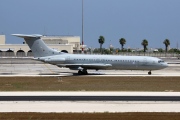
57, 63, 112, 69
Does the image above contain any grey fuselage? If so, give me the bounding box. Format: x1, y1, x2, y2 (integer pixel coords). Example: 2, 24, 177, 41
38, 54, 168, 71
11, 34, 168, 72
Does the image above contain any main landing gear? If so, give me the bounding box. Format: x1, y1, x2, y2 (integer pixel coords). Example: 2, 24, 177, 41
148, 71, 152, 75
78, 69, 88, 75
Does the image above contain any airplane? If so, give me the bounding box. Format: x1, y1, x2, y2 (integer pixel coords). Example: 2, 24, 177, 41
12, 34, 168, 75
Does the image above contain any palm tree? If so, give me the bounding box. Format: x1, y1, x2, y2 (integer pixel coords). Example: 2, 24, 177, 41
163, 39, 170, 53
141, 39, 148, 55
98, 36, 105, 54
119, 38, 126, 51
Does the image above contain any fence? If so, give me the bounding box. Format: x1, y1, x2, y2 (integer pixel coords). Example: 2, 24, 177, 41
0, 51, 178, 58
0, 51, 33, 57
116, 52, 178, 57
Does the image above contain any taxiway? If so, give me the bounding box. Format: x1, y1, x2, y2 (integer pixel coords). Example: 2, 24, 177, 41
0, 57, 179, 76
0, 63, 179, 76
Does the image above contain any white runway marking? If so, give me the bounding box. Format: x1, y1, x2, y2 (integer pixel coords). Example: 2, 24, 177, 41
1, 101, 180, 113
0, 92, 180, 113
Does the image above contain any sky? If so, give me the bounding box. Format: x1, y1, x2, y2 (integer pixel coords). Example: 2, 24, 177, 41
0, 0, 180, 49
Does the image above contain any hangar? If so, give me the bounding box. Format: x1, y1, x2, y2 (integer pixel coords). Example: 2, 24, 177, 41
0, 35, 81, 57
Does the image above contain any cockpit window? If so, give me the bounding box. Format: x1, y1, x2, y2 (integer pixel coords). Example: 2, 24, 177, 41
158, 60, 164, 63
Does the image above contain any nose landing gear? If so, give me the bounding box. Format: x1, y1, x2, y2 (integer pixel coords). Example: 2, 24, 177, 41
148, 71, 152, 75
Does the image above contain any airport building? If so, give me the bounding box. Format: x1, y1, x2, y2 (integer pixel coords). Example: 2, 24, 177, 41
0, 35, 81, 57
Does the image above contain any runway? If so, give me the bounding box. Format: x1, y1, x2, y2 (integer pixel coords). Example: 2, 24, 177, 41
0, 58, 179, 113
2, 96, 180, 101
1, 92, 180, 101
1, 92, 180, 112
0, 58, 180, 77
0, 57, 179, 76
0, 63, 179, 77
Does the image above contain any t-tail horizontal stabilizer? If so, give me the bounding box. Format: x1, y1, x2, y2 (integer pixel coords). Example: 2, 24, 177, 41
12, 34, 42, 38
12, 34, 61, 57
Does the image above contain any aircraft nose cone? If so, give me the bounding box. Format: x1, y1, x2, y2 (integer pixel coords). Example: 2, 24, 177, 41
162, 62, 168, 68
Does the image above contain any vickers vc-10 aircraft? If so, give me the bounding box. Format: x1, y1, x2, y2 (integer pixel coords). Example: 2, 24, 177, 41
12, 34, 168, 75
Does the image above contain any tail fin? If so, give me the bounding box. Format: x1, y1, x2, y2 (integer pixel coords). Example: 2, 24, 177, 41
12, 34, 61, 58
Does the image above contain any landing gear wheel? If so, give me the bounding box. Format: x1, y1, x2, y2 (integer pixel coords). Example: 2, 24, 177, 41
82, 69, 88, 75
78, 69, 88, 75
148, 71, 152, 75
78, 70, 83, 75
84, 70, 88, 75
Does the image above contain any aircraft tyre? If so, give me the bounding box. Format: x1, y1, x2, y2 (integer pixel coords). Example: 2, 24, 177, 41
78, 70, 88, 75
148, 71, 152, 75
84, 70, 88, 75
78, 70, 83, 75
83, 69, 88, 75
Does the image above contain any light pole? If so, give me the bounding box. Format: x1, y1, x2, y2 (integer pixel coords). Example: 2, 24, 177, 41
81, 0, 84, 53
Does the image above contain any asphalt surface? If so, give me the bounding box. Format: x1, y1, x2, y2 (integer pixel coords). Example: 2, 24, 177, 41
1, 96, 180, 101
0, 57, 179, 112
0, 57, 179, 76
